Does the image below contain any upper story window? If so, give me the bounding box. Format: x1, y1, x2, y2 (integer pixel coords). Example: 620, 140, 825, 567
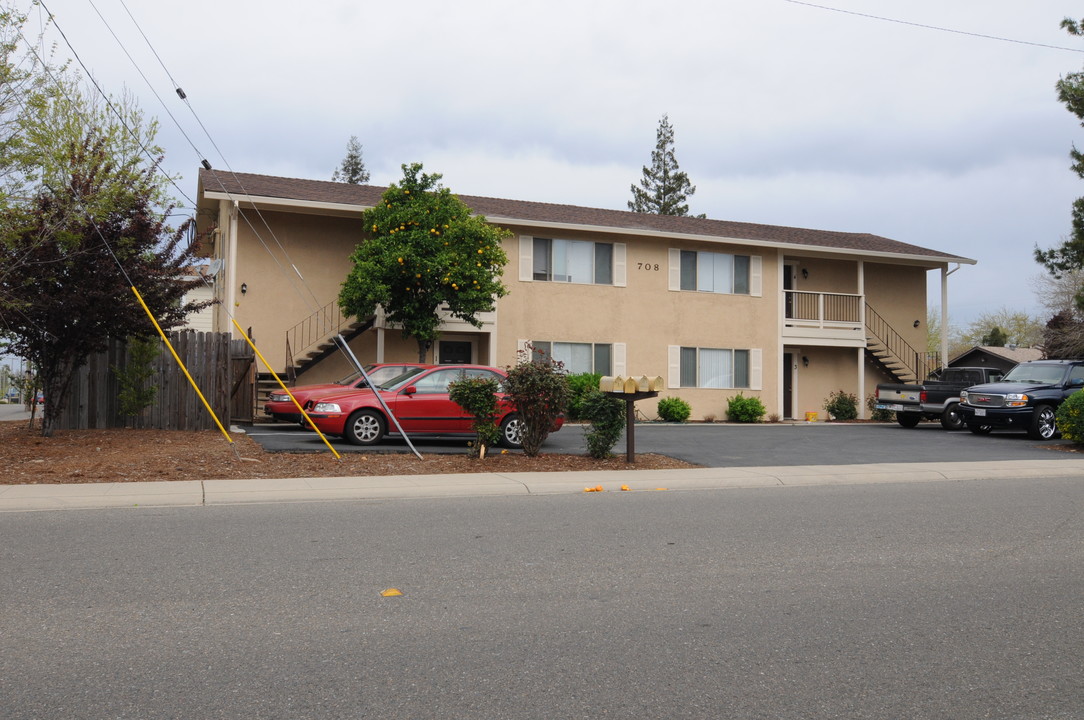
533, 238, 612, 284
668, 249, 762, 296
519, 236, 627, 286
681, 251, 749, 294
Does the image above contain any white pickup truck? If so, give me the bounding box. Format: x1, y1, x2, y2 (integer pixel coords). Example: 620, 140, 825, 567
875, 366, 1005, 430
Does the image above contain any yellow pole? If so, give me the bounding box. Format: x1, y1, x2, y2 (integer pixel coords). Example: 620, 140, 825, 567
230, 317, 341, 460
130, 286, 235, 447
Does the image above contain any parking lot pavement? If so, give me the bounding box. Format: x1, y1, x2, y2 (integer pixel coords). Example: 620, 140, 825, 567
243, 420, 1083, 468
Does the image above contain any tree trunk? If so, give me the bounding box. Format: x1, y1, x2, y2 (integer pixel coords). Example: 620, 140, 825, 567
416, 338, 429, 363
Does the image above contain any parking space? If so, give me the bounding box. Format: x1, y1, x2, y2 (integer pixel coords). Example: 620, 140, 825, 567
242, 420, 1080, 468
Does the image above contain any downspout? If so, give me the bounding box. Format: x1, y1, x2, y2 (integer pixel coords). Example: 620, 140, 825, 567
857, 261, 866, 419
941, 264, 959, 372
226, 200, 240, 336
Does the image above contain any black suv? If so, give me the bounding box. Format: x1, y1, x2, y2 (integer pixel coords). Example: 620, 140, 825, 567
958, 360, 1084, 440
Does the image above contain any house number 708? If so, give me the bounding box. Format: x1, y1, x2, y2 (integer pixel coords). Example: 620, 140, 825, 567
637, 263, 660, 271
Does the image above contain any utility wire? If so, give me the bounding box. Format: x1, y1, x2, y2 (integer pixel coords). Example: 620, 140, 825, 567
781, 0, 1084, 53
112, 0, 324, 316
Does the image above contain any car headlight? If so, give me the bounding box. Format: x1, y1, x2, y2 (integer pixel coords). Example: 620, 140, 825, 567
312, 402, 341, 413
1005, 393, 1028, 407
269, 393, 290, 402
960, 390, 969, 402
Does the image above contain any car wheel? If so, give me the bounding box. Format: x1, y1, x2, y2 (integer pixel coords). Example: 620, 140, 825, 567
967, 423, 993, 435
344, 410, 386, 446
499, 413, 524, 449
896, 412, 921, 428
940, 404, 965, 431
1027, 405, 1057, 441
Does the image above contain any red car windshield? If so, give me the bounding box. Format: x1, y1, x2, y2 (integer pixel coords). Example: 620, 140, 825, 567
337, 365, 415, 388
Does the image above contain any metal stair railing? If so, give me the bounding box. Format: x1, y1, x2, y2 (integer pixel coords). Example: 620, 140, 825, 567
284, 301, 355, 378
864, 303, 939, 382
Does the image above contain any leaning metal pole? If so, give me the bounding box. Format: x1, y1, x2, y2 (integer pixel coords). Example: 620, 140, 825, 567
334, 334, 423, 460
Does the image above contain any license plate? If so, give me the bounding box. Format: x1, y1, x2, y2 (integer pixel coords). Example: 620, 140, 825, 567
876, 403, 905, 412
974, 408, 986, 417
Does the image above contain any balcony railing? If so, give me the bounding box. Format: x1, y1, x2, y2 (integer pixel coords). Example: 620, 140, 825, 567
783, 290, 863, 330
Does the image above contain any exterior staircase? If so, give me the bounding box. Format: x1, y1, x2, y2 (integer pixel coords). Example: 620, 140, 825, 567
253, 303, 374, 420
864, 303, 939, 384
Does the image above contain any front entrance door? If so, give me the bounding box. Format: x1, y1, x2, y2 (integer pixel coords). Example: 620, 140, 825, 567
783, 352, 794, 419
439, 341, 472, 364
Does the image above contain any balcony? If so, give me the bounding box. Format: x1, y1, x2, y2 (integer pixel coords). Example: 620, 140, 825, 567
782, 290, 866, 346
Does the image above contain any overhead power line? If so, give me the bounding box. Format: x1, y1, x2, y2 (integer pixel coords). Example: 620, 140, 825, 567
781, 0, 1084, 54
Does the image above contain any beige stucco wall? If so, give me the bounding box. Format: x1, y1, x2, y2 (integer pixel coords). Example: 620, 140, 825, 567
497, 229, 782, 420
209, 199, 935, 419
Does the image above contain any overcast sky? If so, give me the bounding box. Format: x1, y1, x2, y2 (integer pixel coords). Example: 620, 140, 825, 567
24, 0, 1084, 332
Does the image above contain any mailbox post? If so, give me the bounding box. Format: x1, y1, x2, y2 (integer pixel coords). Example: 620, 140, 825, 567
599, 375, 664, 463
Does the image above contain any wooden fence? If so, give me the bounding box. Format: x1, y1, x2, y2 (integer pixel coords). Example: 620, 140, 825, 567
57, 331, 255, 431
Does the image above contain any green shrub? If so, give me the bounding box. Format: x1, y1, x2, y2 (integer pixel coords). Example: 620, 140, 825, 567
727, 393, 766, 423
448, 375, 501, 457
503, 344, 570, 457
1057, 390, 1084, 443
823, 390, 859, 420
581, 390, 625, 458
565, 372, 602, 421
866, 393, 893, 422
657, 396, 691, 423
113, 336, 160, 420
823, 388, 858, 422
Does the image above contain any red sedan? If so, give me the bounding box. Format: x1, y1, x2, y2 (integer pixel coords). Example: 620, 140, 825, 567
305, 365, 562, 449
264, 363, 426, 424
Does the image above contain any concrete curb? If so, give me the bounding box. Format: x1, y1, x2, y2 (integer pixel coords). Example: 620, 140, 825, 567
3, 459, 1084, 512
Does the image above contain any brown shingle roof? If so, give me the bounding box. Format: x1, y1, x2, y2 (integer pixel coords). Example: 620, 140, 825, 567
198, 168, 973, 263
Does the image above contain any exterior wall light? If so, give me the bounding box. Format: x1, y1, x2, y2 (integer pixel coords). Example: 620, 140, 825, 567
241, 283, 248, 295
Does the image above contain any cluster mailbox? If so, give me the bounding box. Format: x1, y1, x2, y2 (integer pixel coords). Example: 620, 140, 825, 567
597, 375, 665, 463
599, 376, 664, 394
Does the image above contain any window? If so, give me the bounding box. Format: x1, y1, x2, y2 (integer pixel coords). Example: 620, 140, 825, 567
532, 238, 614, 285
679, 250, 751, 294
532, 341, 613, 375
678, 347, 750, 388
410, 367, 500, 394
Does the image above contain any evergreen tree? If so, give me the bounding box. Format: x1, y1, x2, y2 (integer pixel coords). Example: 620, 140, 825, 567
331, 135, 370, 184
628, 114, 703, 217
1036, 18, 1084, 275
981, 326, 1009, 347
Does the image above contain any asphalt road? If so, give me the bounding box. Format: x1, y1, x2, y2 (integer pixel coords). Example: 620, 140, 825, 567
3, 476, 1082, 719
245, 419, 1080, 467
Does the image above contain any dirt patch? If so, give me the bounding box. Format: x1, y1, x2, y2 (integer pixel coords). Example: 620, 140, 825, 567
0, 420, 698, 485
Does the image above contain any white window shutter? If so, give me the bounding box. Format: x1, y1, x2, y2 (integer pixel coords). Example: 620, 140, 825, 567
750, 255, 763, 297
517, 339, 531, 362
519, 236, 533, 281
613, 343, 627, 376
749, 348, 763, 390
668, 248, 681, 291
668, 345, 681, 388
614, 243, 627, 287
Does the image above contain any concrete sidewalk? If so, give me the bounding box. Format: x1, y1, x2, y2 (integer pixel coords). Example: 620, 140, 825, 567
3, 459, 1084, 512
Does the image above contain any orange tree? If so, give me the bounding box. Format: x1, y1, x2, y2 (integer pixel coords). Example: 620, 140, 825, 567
339, 163, 510, 362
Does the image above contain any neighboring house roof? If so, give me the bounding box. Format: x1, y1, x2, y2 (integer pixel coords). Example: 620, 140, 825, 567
197, 169, 976, 267
949, 345, 1045, 366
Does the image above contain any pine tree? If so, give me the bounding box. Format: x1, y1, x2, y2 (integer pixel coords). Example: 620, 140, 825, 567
1036, 18, 1084, 274
331, 135, 370, 184
628, 114, 702, 217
